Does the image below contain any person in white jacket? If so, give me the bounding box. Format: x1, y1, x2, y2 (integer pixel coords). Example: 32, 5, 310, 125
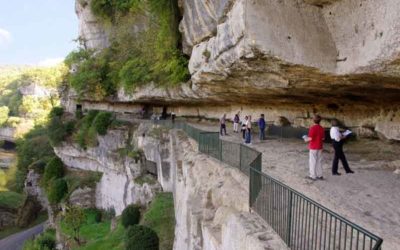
330, 119, 354, 175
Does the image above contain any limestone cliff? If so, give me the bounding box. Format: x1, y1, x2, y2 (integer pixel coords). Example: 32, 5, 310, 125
53, 126, 161, 215
72, 0, 400, 141
136, 123, 288, 250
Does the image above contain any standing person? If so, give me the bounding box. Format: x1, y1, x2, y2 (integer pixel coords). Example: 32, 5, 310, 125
304, 115, 325, 180
233, 112, 240, 133
220, 114, 227, 136
245, 116, 252, 144
330, 119, 354, 175
258, 114, 266, 141
241, 116, 248, 139
171, 111, 176, 123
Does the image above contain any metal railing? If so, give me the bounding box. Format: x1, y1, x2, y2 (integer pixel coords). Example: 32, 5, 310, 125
250, 168, 383, 250
152, 119, 383, 250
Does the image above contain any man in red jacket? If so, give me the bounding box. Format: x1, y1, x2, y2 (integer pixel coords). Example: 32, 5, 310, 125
304, 115, 325, 180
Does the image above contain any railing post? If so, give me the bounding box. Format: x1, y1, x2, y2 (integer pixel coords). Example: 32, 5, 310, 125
219, 139, 222, 161
239, 144, 243, 172
249, 167, 253, 212
287, 191, 293, 247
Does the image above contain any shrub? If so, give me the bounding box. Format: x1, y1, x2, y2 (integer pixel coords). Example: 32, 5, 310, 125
64, 48, 93, 67
65, 120, 76, 135
90, 0, 138, 22
36, 233, 56, 250
43, 157, 64, 186
74, 110, 99, 149
86, 110, 99, 123
119, 59, 151, 90
47, 116, 67, 146
86, 208, 103, 223
47, 178, 68, 204
68, 50, 116, 99
125, 225, 159, 250
121, 204, 141, 228
75, 109, 83, 119
49, 107, 64, 118
30, 159, 47, 174
23, 229, 56, 250
92, 111, 112, 135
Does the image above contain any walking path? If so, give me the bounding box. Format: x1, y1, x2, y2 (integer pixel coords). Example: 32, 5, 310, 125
0, 222, 45, 250
189, 121, 400, 250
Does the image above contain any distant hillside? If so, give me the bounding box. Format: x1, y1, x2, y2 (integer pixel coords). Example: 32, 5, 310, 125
0, 64, 67, 132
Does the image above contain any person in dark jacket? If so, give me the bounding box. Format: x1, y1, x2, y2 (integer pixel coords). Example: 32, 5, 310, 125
330, 119, 354, 175
258, 114, 266, 140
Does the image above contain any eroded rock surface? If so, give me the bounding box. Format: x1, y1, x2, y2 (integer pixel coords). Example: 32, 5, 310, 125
168, 129, 287, 250
74, 0, 400, 141
54, 127, 160, 214
75, 0, 109, 49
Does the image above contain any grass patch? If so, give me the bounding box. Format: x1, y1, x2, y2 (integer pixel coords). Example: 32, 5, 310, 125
61, 209, 124, 250
0, 211, 48, 240
142, 192, 175, 250
78, 222, 125, 250
0, 191, 26, 209
58, 193, 175, 250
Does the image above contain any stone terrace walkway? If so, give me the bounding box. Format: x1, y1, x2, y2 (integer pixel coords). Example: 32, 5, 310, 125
188, 121, 400, 250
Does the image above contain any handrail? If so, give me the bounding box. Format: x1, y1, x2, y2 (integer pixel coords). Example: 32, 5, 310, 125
249, 167, 383, 247
152, 119, 383, 250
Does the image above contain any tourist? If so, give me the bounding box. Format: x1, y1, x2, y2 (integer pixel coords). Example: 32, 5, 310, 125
241, 116, 248, 139
304, 115, 325, 180
220, 114, 227, 136
330, 119, 354, 175
171, 112, 176, 123
258, 114, 266, 141
233, 112, 240, 133
245, 116, 252, 144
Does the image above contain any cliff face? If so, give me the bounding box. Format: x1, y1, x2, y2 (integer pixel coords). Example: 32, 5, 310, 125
53, 126, 161, 215
137, 124, 288, 250
73, 0, 400, 141
75, 0, 109, 49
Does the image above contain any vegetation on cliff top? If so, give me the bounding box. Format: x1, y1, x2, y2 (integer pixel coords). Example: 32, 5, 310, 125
67, 0, 189, 100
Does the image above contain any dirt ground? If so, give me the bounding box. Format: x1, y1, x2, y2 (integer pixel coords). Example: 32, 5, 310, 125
190, 121, 400, 249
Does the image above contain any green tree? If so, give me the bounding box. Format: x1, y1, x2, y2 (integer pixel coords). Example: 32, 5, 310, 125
43, 157, 64, 186
64, 206, 85, 246
47, 178, 68, 204
47, 116, 68, 146
0, 106, 9, 126
92, 111, 112, 135
14, 126, 55, 192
